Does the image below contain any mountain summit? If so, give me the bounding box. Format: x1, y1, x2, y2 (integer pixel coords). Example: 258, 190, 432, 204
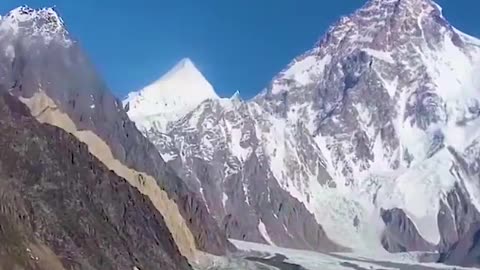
131, 0, 480, 267
124, 58, 219, 133
0, 6, 71, 45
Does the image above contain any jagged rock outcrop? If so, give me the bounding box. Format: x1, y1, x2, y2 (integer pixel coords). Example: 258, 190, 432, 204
435, 145, 480, 267
0, 92, 192, 270
0, 6, 233, 261
127, 0, 480, 265
440, 223, 480, 267
380, 208, 436, 252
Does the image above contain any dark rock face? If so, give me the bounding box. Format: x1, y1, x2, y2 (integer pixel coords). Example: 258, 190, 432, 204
437, 185, 480, 252
224, 153, 340, 252
435, 147, 480, 267
0, 92, 191, 270
440, 223, 480, 267
0, 7, 231, 255
381, 208, 436, 252
381, 179, 480, 261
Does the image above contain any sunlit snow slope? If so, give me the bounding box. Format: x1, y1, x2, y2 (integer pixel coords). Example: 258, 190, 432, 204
124, 58, 219, 133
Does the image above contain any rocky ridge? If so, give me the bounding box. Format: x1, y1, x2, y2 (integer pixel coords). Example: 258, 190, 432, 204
0, 5, 234, 263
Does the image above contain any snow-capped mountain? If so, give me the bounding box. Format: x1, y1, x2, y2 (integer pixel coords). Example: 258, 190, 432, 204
124, 58, 219, 133
0, 6, 71, 45
129, 0, 480, 267
253, 0, 480, 250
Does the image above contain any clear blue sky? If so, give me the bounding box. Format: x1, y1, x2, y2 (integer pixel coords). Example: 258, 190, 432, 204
2, 1, 479, 99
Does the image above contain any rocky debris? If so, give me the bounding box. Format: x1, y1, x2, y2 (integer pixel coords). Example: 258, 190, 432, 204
0, 92, 192, 270
245, 254, 306, 270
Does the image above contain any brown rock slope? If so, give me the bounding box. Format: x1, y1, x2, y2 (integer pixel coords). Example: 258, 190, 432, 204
20, 91, 199, 262
0, 92, 192, 270
0, 6, 233, 258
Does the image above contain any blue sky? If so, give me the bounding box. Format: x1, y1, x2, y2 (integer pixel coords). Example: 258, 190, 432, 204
1, 1, 479, 99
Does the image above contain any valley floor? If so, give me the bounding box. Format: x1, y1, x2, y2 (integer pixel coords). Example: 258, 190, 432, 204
197, 240, 477, 270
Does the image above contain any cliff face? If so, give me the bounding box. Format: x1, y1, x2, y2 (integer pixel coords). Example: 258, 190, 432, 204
0, 92, 192, 270
0, 6, 232, 259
